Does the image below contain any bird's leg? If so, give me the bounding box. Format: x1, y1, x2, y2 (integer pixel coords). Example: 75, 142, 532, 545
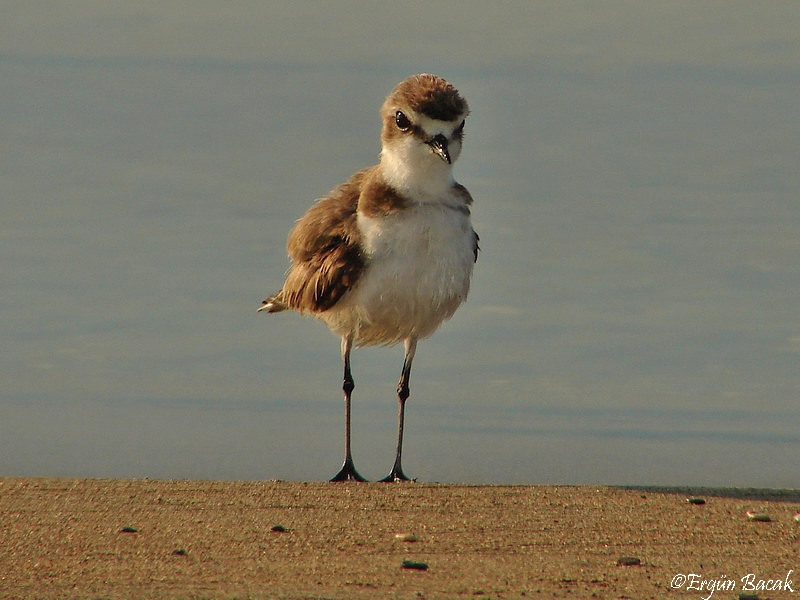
331, 336, 368, 482
381, 337, 417, 482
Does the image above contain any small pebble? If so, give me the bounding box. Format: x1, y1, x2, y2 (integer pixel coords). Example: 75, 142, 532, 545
394, 532, 418, 542
686, 497, 706, 505
401, 559, 429, 571
793, 513, 800, 523
270, 524, 287, 532
745, 511, 771, 522
616, 556, 641, 566
120, 526, 138, 533
172, 548, 187, 556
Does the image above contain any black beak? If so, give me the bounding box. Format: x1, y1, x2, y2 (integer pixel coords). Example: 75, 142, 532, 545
427, 134, 451, 164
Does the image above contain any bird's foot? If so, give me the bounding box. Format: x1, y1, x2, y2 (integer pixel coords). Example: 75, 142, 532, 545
379, 467, 415, 483
330, 458, 368, 482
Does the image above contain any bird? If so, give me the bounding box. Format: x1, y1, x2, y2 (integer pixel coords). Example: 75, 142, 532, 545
259, 74, 479, 482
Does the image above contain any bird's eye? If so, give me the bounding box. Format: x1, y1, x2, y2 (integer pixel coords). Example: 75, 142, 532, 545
395, 111, 411, 131
455, 119, 466, 135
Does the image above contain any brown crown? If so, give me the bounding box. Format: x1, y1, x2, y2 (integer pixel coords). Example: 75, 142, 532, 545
384, 74, 469, 122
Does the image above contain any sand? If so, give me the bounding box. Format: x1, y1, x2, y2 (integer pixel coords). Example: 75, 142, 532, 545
1, 478, 798, 599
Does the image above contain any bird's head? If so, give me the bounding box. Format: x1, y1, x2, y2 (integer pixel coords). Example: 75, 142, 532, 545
379, 74, 469, 194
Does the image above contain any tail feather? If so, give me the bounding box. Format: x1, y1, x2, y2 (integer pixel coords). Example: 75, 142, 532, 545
258, 292, 287, 313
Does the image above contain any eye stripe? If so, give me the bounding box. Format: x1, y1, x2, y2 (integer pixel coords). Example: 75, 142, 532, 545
389, 109, 465, 144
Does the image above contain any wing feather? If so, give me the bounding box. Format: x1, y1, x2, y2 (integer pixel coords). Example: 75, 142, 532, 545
264, 168, 371, 314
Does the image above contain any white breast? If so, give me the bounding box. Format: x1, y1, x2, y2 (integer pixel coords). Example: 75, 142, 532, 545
339, 202, 475, 346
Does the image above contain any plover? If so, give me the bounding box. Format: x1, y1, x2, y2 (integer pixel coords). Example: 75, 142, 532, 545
259, 74, 479, 482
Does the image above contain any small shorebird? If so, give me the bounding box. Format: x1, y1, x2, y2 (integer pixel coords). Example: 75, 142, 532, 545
259, 74, 478, 482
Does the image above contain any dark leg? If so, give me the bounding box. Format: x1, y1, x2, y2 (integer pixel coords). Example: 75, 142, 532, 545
381, 338, 417, 482
331, 336, 368, 482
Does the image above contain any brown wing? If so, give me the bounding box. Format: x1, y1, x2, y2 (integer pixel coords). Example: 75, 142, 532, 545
273, 168, 371, 314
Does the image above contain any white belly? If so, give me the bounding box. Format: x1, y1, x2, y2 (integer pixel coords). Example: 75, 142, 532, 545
324, 203, 475, 346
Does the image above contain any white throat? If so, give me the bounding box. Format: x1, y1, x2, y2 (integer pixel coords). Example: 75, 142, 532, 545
379, 140, 454, 202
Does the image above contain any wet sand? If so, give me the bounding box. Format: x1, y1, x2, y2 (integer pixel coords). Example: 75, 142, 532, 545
1, 478, 798, 599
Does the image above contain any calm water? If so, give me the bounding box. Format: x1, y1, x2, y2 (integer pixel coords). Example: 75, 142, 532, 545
2, 3, 798, 486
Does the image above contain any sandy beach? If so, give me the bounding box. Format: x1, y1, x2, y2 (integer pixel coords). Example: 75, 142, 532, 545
1, 478, 798, 599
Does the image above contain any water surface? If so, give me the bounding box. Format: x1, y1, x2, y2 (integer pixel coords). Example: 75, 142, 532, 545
2, 3, 798, 485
